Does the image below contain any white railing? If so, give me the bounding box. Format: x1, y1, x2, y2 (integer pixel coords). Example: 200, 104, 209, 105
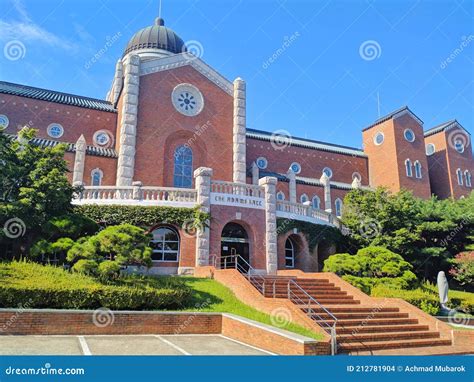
73, 186, 197, 207
276, 200, 334, 225
211, 181, 264, 198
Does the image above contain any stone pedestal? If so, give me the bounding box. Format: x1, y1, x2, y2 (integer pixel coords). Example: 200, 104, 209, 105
194, 167, 213, 266
259, 176, 278, 275
233, 78, 246, 184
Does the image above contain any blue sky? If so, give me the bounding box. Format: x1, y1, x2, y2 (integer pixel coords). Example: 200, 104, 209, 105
0, 0, 473, 149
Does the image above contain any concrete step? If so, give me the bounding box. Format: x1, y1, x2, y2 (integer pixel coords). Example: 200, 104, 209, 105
337, 331, 440, 343
338, 338, 452, 352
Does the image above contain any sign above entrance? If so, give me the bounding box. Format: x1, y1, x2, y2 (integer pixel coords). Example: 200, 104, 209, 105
210, 193, 265, 210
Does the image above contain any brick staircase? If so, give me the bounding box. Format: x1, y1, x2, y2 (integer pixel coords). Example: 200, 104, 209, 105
250, 275, 453, 354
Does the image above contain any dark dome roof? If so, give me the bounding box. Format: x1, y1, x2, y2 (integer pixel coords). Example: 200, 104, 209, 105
123, 18, 186, 56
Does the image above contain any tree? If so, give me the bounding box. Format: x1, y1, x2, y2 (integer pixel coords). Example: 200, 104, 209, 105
342, 187, 474, 281
0, 128, 76, 253
449, 252, 474, 291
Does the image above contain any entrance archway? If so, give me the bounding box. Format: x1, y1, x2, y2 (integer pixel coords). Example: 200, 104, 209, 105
221, 222, 250, 272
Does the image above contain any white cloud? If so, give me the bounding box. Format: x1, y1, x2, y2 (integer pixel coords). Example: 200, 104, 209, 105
0, 0, 78, 52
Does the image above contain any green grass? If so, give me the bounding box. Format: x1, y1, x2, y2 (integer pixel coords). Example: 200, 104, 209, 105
0, 262, 323, 340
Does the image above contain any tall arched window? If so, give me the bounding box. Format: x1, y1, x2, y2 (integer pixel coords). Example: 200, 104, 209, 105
285, 237, 295, 268
405, 159, 413, 177
414, 161, 422, 179
312, 195, 320, 209
173, 145, 193, 188
456, 169, 463, 185
335, 198, 343, 217
465, 171, 472, 187
150, 226, 180, 262
91, 168, 103, 186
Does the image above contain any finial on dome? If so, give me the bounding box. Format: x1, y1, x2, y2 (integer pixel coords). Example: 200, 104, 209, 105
155, 17, 164, 26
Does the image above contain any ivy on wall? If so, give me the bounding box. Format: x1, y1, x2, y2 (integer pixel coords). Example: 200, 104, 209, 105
276, 218, 343, 251
74, 205, 210, 231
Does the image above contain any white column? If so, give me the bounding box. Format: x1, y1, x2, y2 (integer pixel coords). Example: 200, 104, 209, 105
233, 78, 246, 183
287, 168, 296, 203
72, 134, 86, 185
259, 176, 278, 275
320, 173, 332, 213
251, 161, 259, 185
116, 54, 140, 187
194, 167, 213, 267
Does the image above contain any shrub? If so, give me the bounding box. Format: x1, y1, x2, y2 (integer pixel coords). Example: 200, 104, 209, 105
449, 252, 474, 289
371, 285, 440, 315
98, 260, 121, 281
72, 259, 99, 277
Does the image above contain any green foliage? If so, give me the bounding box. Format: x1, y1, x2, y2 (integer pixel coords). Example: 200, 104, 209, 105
0, 128, 76, 250
342, 188, 474, 280
324, 246, 417, 293
72, 259, 99, 277
75, 204, 209, 230
449, 252, 474, 289
0, 261, 191, 310
44, 214, 99, 240
98, 260, 121, 281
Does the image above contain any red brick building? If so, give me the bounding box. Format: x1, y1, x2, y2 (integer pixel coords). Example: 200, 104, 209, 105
0, 18, 472, 275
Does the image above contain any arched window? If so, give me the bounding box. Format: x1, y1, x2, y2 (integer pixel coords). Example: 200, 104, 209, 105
405, 159, 413, 177
173, 145, 193, 188
456, 169, 463, 185
414, 161, 422, 179
335, 198, 343, 217
300, 194, 308, 203
312, 195, 320, 209
277, 191, 285, 201
465, 171, 472, 187
285, 237, 295, 268
91, 168, 103, 186
150, 226, 180, 262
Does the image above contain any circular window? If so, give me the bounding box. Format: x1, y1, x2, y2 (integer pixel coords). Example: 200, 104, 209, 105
172, 83, 204, 117
290, 162, 301, 174
323, 167, 333, 178
47, 123, 64, 138
94, 130, 111, 146
352, 172, 361, 181
373, 132, 384, 146
256, 157, 268, 170
426, 143, 435, 156
455, 140, 465, 153
0, 115, 9, 130
404, 129, 415, 142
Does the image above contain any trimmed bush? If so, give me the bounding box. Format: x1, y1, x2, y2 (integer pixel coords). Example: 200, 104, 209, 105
371, 285, 440, 315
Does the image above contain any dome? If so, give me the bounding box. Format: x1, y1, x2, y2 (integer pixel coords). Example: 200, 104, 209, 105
123, 18, 186, 57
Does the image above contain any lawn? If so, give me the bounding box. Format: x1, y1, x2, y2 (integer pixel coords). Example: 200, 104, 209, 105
0, 261, 323, 340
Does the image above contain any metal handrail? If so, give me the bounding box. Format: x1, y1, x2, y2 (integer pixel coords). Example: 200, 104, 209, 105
287, 279, 338, 355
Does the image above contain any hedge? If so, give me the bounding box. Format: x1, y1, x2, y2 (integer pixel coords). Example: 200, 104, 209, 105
0, 284, 191, 310
74, 205, 209, 230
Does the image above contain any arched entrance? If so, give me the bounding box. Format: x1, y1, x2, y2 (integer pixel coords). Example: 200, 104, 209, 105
221, 222, 250, 272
